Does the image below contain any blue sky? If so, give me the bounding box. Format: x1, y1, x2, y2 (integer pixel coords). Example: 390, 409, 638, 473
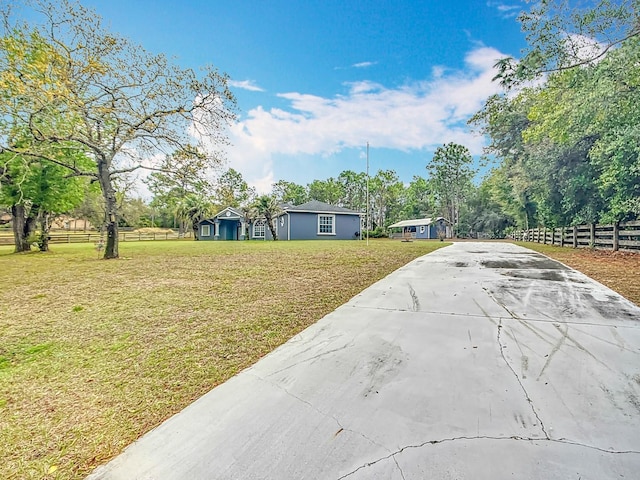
83, 0, 528, 193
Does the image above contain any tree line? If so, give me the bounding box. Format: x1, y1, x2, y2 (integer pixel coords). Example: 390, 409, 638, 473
477, 0, 640, 230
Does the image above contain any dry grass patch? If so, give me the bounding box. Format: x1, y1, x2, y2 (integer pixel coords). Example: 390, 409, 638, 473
515, 242, 640, 306
0, 239, 447, 480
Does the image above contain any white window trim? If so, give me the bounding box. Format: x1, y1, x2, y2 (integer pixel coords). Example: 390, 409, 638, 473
317, 214, 336, 235
201, 224, 211, 237
253, 221, 265, 238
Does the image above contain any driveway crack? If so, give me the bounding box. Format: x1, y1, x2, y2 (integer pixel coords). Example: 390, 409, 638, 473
250, 372, 391, 454
264, 340, 355, 378
497, 319, 550, 439
392, 455, 406, 480
407, 283, 420, 311
336, 436, 640, 479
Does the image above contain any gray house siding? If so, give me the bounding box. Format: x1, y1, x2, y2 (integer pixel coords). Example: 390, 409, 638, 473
199, 219, 215, 239
288, 212, 359, 240
266, 216, 288, 240
414, 224, 442, 239
335, 214, 360, 240
288, 212, 316, 240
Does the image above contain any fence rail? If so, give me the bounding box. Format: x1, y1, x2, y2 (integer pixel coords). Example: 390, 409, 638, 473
514, 220, 640, 252
0, 230, 193, 246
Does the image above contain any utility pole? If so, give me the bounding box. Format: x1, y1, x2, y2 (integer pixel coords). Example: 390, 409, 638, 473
366, 142, 369, 246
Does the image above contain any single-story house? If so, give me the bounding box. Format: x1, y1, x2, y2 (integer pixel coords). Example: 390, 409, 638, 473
387, 217, 451, 239
198, 201, 362, 241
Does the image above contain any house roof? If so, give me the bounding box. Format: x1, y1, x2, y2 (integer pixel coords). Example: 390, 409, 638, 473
387, 217, 447, 229
284, 200, 360, 215
200, 206, 244, 223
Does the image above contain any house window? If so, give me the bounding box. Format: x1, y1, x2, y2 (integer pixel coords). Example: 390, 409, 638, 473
318, 215, 335, 235
253, 221, 265, 238
201, 224, 211, 237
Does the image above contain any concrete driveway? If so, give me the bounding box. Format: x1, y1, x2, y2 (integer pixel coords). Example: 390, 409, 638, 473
88, 242, 640, 479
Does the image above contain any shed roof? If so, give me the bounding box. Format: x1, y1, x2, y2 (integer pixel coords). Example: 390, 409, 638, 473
284, 200, 360, 215
387, 217, 447, 228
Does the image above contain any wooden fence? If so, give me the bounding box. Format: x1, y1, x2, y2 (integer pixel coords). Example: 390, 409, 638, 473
0, 230, 192, 246
514, 220, 640, 252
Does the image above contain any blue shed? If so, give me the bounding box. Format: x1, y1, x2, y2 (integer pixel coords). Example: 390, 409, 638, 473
388, 217, 451, 240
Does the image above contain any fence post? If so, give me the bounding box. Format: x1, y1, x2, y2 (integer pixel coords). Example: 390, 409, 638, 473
590, 223, 596, 247
613, 222, 619, 252
573, 226, 578, 248
560, 227, 564, 247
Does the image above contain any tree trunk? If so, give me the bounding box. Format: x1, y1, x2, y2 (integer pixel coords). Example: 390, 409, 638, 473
265, 214, 278, 240
11, 204, 37, 252
38, 212, 51, 252
98, 161, 119, 259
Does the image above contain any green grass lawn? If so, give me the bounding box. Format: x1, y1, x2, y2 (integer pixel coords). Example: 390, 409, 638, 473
0, 239, 448, 480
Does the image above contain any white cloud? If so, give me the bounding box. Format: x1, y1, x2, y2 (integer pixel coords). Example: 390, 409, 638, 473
223, 46, 507, 190
431, 65, 447, 79
565, 33, 607, 63
487, 1, 522, 19
228, 79, 265, 92
352, 61, 377, 68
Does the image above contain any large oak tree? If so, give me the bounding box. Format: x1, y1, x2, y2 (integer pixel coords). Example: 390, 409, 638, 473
0, 0, 236, 258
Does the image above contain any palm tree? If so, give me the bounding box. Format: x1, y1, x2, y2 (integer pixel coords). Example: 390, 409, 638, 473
175, 194, 214, 240
249, 195, 281, 240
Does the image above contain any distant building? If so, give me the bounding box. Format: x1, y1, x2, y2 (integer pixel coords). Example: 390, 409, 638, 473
51, 216, 93, 231
387, 217, 451, 239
